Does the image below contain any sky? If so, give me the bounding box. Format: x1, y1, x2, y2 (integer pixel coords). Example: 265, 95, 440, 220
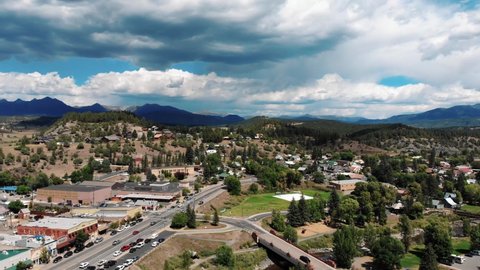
1, 0, 480, 118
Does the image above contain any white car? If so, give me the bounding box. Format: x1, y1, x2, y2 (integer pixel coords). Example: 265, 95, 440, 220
117, 226, 125, 232
115, 265, 125, 270
97, 260, 107, 266
113, 250, 122, 257
151, 241, 159, 247
124, 224, 131, 229
135, 242, 145, 249
124, 259, 134, 266
79, 262, 89, 269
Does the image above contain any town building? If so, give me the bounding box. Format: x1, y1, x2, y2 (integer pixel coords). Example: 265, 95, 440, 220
152, 166, 196, 177
330, 179, 366, 192
0, 234, 58, 265
16, 217, 97, 251
112, 181, 181, 202
71, 206, 142, 222
36, 184, 112, 205
0, 249, 31, 270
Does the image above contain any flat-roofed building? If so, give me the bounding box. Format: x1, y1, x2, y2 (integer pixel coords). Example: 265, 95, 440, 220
112, 181, 180, 202
36, 184, 111, 205
330, 179, 367, 192
0, 249, 31, 270
152, 166, 196, 177
16, 217, 97, 250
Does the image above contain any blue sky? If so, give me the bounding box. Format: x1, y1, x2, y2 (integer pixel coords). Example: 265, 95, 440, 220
0, 0, 479, 118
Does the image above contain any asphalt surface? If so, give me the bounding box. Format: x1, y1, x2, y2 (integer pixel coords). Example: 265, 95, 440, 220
452, 255, 480, 270
42, 177, 257, 270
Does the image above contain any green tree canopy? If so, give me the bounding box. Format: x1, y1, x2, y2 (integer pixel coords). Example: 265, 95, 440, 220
371, 235, 405, 270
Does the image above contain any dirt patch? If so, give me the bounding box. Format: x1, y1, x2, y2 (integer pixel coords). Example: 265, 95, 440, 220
296, 222, 337, 238
132, 230, 252, 270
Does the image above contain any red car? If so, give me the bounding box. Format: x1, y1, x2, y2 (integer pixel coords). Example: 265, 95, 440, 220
120, 245, 131, 252
132, 230, 140, 235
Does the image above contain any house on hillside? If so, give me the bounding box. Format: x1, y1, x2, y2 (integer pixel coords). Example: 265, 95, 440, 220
101, 135, 120, 143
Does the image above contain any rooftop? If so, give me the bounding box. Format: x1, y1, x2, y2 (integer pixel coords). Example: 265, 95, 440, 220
0, 249, 29, 261
79, 181, 116, 187
40, 184, 110, 192
112, 181, 180, 193
21, 217, 96, 230
330, 179, 367, 185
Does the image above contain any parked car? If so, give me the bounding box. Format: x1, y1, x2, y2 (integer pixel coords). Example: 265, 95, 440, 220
94, 237, 104, 243
53, 256, 63, 263
124, 259, 134, 266
86, 266, 96, 270
157, 238, 165, 243
104, 260, 116, 268
137, 218, 143, 222
113, 251, 122, 257
131, 256, 139, 262
151, 241, 159, 247
144, 238, 152, 243
136, 238, 144, 243
150, 221, 157, 226
120, 245, 130, 252
63, 251, 73, 258
114, 265, 125, 270
79, 262, 89, 269
129, 247, 137, 253
74, 246, 85, 253
97, 260, 107, 266
85, 242, 94, 248
112, 240, 121, 246
110, 230, 117, 236
134, 242, 144, 249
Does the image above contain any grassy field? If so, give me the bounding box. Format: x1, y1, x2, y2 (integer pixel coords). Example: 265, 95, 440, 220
461, 204, 480, 215
223, 189, 330, 217
400, 237, 471, 269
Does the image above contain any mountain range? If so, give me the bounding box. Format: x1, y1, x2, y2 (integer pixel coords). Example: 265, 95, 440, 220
0, 97, 244, 126
2, 97, 480, 128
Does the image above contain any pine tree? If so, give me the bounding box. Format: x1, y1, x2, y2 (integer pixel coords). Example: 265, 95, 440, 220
211, 206, 219, 226
287, 198, 302, 227
186, 204, 196, 228
399, 214, 412, 251
328, 190, 340, 221
419, 244, 438, 270
298, 195, 308, 225
271, 209, 286, 232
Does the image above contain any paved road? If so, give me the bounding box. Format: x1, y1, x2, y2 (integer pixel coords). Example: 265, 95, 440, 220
43, 177, 257, 270
452, 255, 480, 270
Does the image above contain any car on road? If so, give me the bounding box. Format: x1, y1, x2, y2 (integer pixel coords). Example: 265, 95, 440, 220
64, 251, 73, 258
110, 230, 117, 236
104, 260, 116, 268
151, 241, 159, 247
150, 221, 156, 226
112, 240, 121, 246
113, 251, 122, 257
85, 242, 94, 248
120, 245, 131, 252
299, 255, 310, 264
53, 256, 63, 263
124, 259, 134, 266
79, 262, 89, 269
97, 260, 107, 266
94, 237, 104, 243
132, 230, 139, 235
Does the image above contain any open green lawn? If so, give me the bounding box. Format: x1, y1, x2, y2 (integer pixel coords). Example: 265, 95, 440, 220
452, 237, 470, 255
224, 189, 330, 217
461, 204, 480, 215
400, 237, 471, 269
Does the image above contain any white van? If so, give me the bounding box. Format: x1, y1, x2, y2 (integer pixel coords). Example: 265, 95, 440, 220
451, 254, 465, 264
